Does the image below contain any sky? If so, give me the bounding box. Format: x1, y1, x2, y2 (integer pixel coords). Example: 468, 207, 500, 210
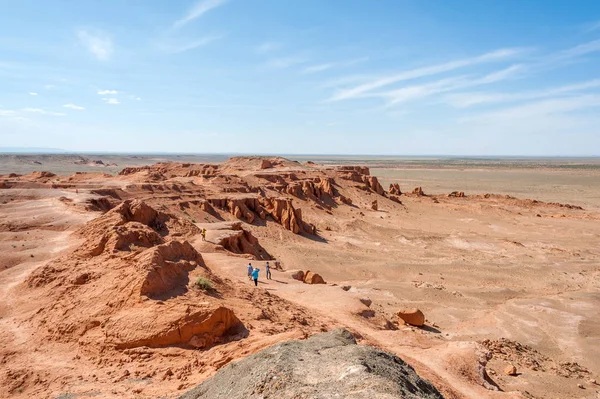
1, 0, 600, 155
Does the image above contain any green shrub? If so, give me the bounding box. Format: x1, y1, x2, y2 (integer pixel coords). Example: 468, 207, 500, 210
195, 277, 213, 291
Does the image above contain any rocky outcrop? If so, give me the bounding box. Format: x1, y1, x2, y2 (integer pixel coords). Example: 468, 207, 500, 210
398, 309, 425, 326
412, 187, 425, 196
215, 223, 272, 260
179, 328, 444, 399
73, 200, 199, 257
337, 167, 384, 195
260, 159, 273, 169
209, 196, 316, 235
109, 306, 244, 350
259, 197, 315, 234
448, 191, 465, 197
389, 183, 402, 195
338, 195, 353, 205
303, 270, 325, 284
291, 270, 305, 281
138, 240, 204, 298
389, 195, 402, 204
118, 166, 152, 175
371, 200, 378, 211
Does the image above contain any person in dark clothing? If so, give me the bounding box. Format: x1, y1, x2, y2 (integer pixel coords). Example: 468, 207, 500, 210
251, 267, 260, 287
265, 262, 272, 280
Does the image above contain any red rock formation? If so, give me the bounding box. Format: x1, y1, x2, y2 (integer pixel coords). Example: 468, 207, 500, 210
216, 224, 272, 260
389, 183, 402, 195
138, 240, 203, 298
338, 195, 353, 205
448, 191, 465, 197
389, 195, 402, 204
209, 196, 315, 235
371, 200, 378, 211
291, 270, 305, 281
412, 187, 425, 196
303, 271, 326, 284
397, 308, 425, 326
260, 159, 273, 169
337, 167, 384, 195
109, 306, 243, 350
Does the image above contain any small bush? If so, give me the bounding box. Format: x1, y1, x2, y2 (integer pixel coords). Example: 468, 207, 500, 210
195, 277, 213, 291
1, 200, 7, 204
191, 219, 197, 223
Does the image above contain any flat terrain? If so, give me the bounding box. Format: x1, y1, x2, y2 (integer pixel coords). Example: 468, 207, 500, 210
0, 154, 599, 399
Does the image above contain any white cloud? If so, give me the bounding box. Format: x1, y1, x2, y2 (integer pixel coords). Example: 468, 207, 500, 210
173, 0, 228, 29
102, 98, 120, 105
256, 41, 282, 54
445, 79, 600, 108
329, 47, 524, 101
0, 110, 16, 117
44, 84, 56, 90
303, 57, 368, 74
584, 21, 600, 33
303, 64, 333, 74
552, 39, 600, 61
77, 29, 113, 61
63, 104, 85, 111
98, 89, 118, 95
29, 92, 38, 96
266, 55, 308, 69
359, 65, 523, 106
459, 95, 600, 123
22, 108, 66, 116
162, 35, 222, 53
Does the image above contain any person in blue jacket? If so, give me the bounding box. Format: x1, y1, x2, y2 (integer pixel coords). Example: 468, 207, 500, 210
251, 267, 260, 287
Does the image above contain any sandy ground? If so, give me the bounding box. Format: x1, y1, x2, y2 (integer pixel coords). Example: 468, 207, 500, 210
0, 156, 599, 399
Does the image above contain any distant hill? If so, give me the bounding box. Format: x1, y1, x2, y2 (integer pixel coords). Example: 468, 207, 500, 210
0, 147, 67, 153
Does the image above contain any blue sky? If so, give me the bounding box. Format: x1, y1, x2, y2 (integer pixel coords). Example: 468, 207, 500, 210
1, 0, 600, 155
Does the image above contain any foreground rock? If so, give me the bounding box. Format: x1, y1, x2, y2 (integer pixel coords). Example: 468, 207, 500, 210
179, 328, 444, 399
398, 308, 425, 326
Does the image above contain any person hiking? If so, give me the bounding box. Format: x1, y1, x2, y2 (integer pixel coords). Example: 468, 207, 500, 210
201, 228, 207, 241
247, 263, 253, 281
265, 261, 272, 280
251, 267, 260, 287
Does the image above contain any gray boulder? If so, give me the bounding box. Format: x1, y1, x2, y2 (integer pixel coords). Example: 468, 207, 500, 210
179, 328, 444, 399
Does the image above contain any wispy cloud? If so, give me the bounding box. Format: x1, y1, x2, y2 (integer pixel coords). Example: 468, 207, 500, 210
63, 104, 85, 111
266, 55, 308, 69
459, 95, 600, 123
173, 0, 228, 30
160, 35, 222, 53
0, 110, 16, 117
303, 64, 333, 73
44, 84, 56, 90
77, 29, 113, 61
552, 39, 600, 61
445, 79, 600, 108
303, 57, 368, 74
22, 108, 66, 116
584, 20, 600, 33
29, 92, 38, 96
329, 48, 524, 101
102, 98, 120, 105
98, 89, 118, 95
255, 41, 282, 54
357, 65, 523, 106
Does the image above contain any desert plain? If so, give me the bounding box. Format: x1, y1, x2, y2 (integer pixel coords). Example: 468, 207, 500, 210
0, 153, 599, 399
